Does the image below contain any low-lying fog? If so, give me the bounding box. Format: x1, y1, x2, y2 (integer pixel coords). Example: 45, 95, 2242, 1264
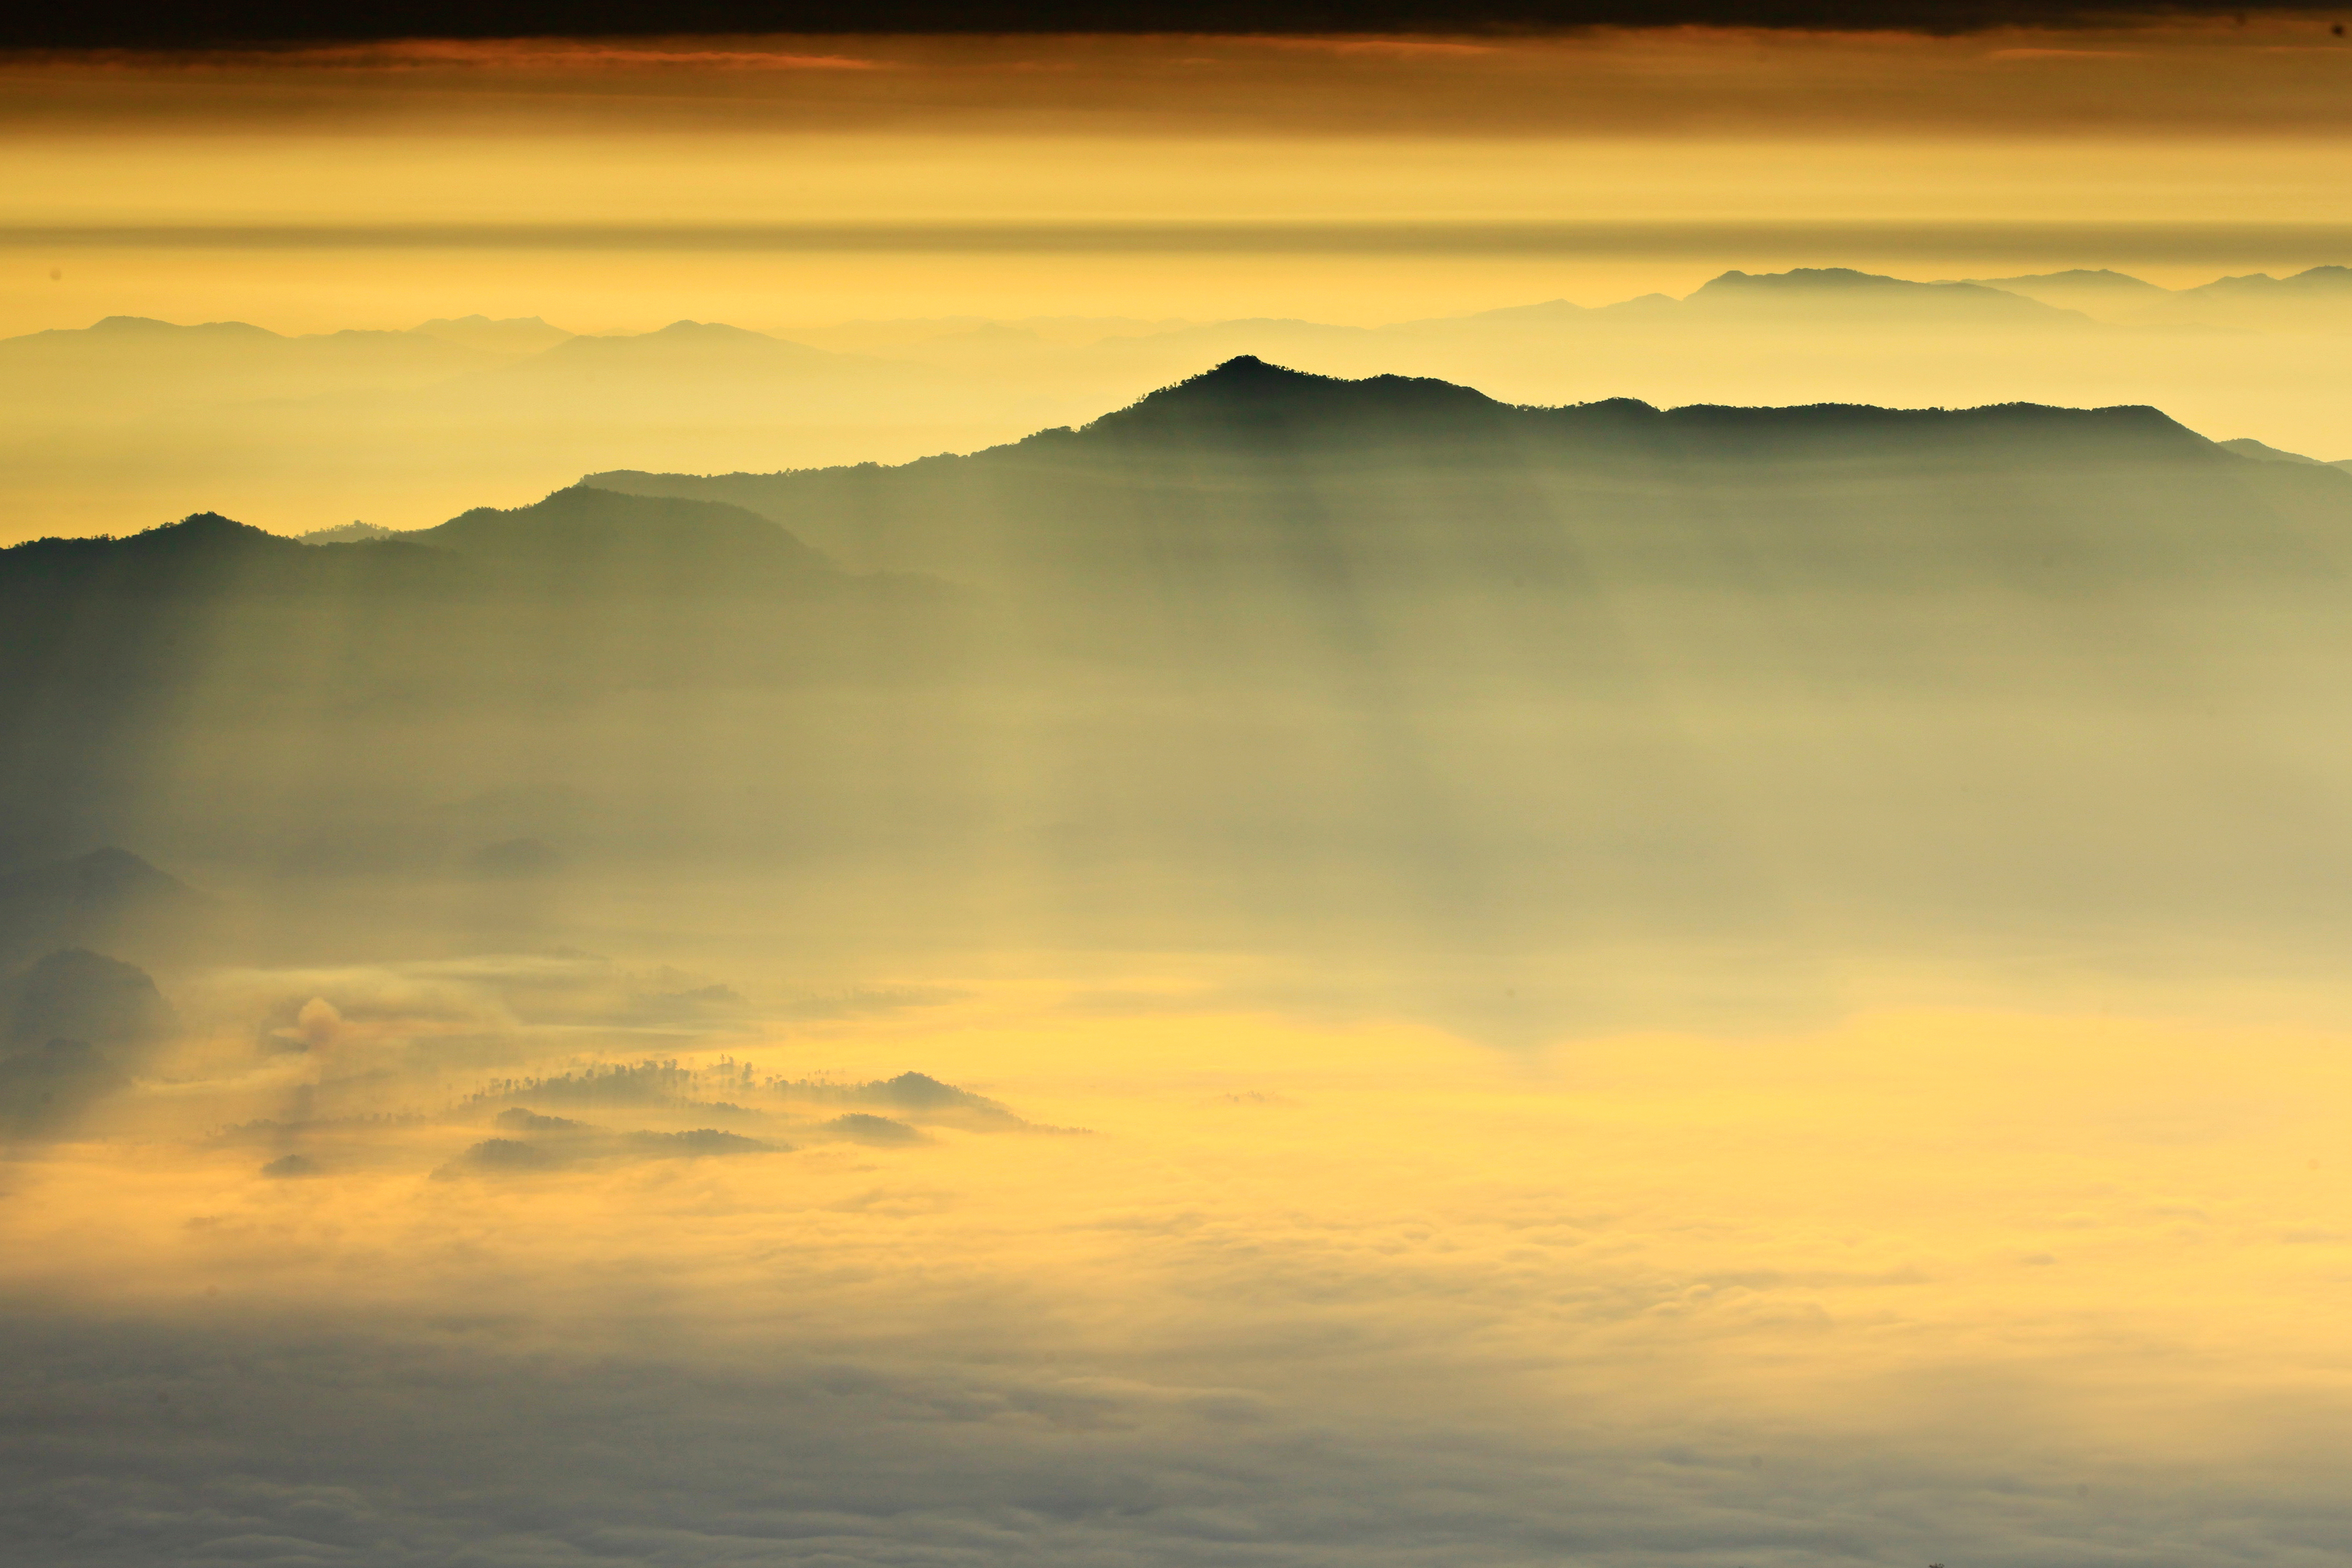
6, 358, 2352, 1565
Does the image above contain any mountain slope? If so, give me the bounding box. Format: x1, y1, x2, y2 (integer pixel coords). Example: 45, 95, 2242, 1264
10, 360, 2352, 992
0, 849, 212, 970
589, 356, 2346, 599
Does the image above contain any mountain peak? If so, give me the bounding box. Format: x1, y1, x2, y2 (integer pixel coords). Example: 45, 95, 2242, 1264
1079, 357, 1506, 442
144, 512, 299, 553
403, 485, 838, 585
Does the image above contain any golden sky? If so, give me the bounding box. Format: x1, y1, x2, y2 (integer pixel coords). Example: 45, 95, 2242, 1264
5, 21, 2352, 330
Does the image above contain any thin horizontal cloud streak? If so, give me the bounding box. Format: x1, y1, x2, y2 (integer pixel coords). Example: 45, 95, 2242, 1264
13, 218, 2352, 263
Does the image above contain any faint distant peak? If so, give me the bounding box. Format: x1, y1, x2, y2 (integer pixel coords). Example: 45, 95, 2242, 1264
1696, 267, 1934, 293
2184, 264, 2352, 297
1453, 298, 1586, 324
1693, 267, 2036, 299
515, 319, 837, 368
1963, 268, 2166, 290
651, 319, 774, 341
1684, 267, 2090, 324
84, 315, 277, 338
410, 314, 574, 354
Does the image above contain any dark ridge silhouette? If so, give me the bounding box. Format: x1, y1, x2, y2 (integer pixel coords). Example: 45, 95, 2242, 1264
589, 359, 2260, 569
818, 1113, 928, 1145
612, 356, 2220, 483
6, 360, 2352, 882
397, 484, 840, 593
1079, 355, 1510, 443
772, 1072, 1031, 1130
0, 483, 956, 797
0, 491, 843, 598
625, 1128, 775, 1156
494, 1108, 589, 1133
5, 511, 299, 568
0, 850, 212, 970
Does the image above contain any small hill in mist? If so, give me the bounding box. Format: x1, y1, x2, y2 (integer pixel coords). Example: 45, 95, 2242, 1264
398, 484, 842, 594
2, 947, 178, 1060
1957, 269, 2173, 318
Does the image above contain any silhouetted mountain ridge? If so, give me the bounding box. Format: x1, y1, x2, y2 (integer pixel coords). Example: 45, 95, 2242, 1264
585, 359, 2349, 607
0, 488, 850, 601
1072, 356, 1511, 443
985, 356, 2217, 468
396, 485, 843, 593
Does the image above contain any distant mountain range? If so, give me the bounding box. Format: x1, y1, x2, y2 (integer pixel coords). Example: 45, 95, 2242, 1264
9, 264, 2351, 546
9, 355, 2345, 674
10, 262, 2351, 430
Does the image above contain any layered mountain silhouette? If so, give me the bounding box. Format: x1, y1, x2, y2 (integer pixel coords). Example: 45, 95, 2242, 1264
15, 263, 2352, 546
0, 487, 860, 602
7, 357, 2352, 997
0, 483, 953, 853
10, 357, 2345, 639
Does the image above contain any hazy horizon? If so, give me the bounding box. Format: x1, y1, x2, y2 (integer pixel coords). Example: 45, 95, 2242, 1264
8, 259, 2352, 545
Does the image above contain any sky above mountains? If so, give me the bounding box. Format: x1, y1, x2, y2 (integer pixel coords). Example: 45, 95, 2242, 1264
8, 21, 2352, 333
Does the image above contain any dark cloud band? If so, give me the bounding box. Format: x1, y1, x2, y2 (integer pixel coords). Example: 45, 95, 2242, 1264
7, 1, 2352, 50
5, 219, 2351, 266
